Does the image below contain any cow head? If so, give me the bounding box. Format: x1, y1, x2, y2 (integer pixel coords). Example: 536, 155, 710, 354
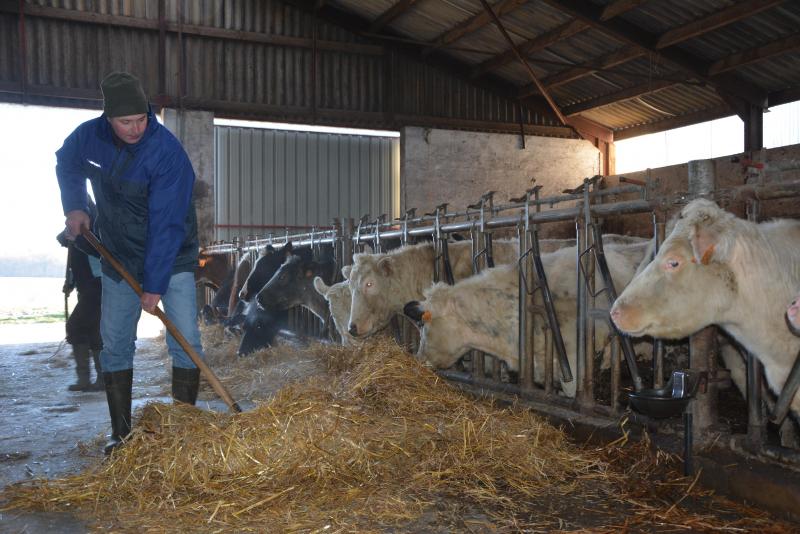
347, 253, 402, 338
239, 243, 294, 301
611, 199, 739, 339
315, 277, 357, 345
403, 285, 469, 369
237, 300, 286, 356
256, 254, 313, 310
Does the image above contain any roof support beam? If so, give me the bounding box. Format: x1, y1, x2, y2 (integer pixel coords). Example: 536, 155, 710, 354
537, 47, 641, 90
369, 0, 420, 33
423, 0, 528, 58
471, 0, 642, 79
613, 105, 732, 140
561, 79, 675, 116
518, 1, 786, 99
562, 29, 800, 116
478, 0, 613, 145
478, 0, 567, 126
709, 31, 800, 76
599, 0, 648, 21
538, 0, 767, 110
471, 19, 587, 79
655, 0, 785, 50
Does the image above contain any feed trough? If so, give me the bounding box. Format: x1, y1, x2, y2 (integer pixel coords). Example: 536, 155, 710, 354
628, 370, 702, 419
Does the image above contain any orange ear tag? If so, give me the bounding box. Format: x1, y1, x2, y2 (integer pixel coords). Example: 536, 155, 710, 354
198, 258, 208, 268
421, 310, 432, 323
700, 244, 715, 265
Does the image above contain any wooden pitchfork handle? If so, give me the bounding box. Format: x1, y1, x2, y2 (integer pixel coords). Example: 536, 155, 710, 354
80, 228, 242, 413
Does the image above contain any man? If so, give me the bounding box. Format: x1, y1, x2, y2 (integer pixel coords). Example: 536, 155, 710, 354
58, 198, 103, 392
56, 72, 204, 455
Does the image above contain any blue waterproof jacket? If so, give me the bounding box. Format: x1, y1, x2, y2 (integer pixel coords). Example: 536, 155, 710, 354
56, 110, 198, 295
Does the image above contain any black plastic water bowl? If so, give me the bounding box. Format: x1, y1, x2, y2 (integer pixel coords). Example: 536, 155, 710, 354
628, 370, 702, 419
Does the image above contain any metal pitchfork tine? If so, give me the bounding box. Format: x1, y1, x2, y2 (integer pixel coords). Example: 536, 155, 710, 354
80, 228, 243, 413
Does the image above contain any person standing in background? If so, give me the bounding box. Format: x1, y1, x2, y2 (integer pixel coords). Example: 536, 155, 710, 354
58, 198, 103, 392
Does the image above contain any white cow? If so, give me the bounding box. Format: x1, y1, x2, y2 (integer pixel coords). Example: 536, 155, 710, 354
313, 266, 355, 345
405, 241, 649, 398
611, 199, 800, 414
346, 239, 520, 338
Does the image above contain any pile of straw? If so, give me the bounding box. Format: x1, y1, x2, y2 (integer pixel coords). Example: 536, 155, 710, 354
2, 339, 794, 532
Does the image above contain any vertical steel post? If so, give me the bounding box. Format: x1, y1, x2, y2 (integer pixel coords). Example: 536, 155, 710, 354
745, 199, 766, 449
575, 216, 588, 408
688, 159, 718, 446
342, 218, 354, 268
517, 220, 533, 390
653, 218, 666, 388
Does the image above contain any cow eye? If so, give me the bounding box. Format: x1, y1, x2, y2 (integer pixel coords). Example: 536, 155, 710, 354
365, 281, 373, 288
665, 259, 680, 270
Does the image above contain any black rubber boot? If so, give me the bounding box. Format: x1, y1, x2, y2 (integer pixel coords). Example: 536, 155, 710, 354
103, 369, 133, 456
67, 344, 91, 391
87, 349, 105, 392
172, 367, 200, 406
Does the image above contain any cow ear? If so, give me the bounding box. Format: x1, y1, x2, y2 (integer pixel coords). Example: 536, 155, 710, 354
313, 276, 329, 296
403, 300, 424, 321
690, 225, 722, 265
341, 265, 352, 279
378, 257, 393, 277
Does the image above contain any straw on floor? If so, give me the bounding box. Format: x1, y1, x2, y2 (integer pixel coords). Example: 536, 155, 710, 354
1, 338, 794, 533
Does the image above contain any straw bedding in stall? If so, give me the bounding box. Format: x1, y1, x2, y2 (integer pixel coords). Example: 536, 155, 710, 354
1, 338, 795, 532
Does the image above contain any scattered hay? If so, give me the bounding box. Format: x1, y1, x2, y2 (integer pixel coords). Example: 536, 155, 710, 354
2, 339, 796, 532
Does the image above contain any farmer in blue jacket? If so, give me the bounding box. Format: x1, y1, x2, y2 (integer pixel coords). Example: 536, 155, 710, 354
56, 72, 204, 455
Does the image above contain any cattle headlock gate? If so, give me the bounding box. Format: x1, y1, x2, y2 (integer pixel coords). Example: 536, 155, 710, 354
200, 166, 800, 477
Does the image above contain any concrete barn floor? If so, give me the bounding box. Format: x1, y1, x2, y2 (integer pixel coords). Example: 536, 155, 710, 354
0, 321, 168, 532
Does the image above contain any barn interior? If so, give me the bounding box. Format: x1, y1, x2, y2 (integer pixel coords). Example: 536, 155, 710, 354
2, 0, 800, 531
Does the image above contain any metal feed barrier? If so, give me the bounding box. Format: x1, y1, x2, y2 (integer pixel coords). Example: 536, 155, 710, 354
201, 169, 800, 469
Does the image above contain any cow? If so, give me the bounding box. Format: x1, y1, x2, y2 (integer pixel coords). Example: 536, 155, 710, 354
346, 239, 521, 339
256, 253, 338, 324
313, 266, 356, 345
610, 199, 800, 414
196, 250, 231, 290
344, 235, 648, 341
239, 242, 305, 302
404, 240, 650, 398
236, 300, 287, 356
201, 268, 235, 324
234, 244, 300, 356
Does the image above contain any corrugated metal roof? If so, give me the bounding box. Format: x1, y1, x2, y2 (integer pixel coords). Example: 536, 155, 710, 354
1, 0, 798, 138
328, 0, 800, 136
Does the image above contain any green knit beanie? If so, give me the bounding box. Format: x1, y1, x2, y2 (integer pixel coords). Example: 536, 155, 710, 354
101, 72, 148, 118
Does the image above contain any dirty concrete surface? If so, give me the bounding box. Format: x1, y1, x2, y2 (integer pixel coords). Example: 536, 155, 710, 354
0, 318, 327, 533
0, 319, 173, 533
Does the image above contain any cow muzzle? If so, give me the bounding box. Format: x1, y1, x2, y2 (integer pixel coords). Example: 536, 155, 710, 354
609, 301, 642, 334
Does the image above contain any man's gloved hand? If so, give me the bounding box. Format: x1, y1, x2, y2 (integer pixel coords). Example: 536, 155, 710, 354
64, 210, 90, 241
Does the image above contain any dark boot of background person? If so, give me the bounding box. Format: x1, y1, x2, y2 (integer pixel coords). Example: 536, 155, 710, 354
86, 349, 105, 392
172, 367, 200, 406
67, 343, 92, 391
103, 369, 133, 456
